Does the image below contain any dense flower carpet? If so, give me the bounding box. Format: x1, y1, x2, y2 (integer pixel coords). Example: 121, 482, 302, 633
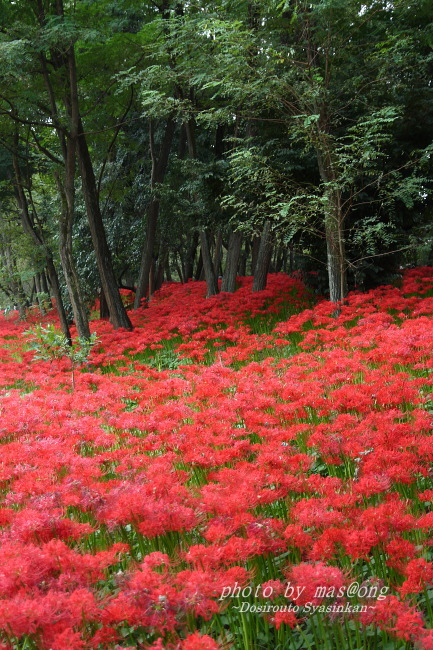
1, 269, 433, 649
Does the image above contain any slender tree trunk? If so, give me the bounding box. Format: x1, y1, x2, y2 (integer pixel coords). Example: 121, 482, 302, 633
11, 135, 72, 340
273, 247, 282, 273
303, 7, 347, 304
221, 230, 242, 292
34, 273, 47, 314
14, 272, 27, 319
239, 240, 249, 277
46, 258, 71, 342
57, 170, 91, 339
252, 220, 273, 292
37, 5, 93, 337
57, 34, 132, 330
165, 258, 172, 282
185, 117, 219, 296
45, 0, 131, 330
279, 248, 288, 273
59, 199, 90, 338
148, 261, 155, 299
38, 70, 89, 334
289, 243, 294, 273
13, 281, 27, 320
40, 270, 49, 296
154, 258, 165, 293
270, 247, 279, 273
29, 279, 36, 308
214, 124, 225, 158
99, 289, 109, 319
184, 231, 199, 282
213, 230, 223, 278
200, 230, 219, 297
134, 118, 175, 309
194, 249, 203, 281
76, 118, 132, 330
251, 235, 261, 275
0, 230, 27, 318
175, 260, 184, 283
153, 247, 168, 293
56, 173, 91, 339
34, 273, 41, 299
316, 145, 347, 303
135, 199, 158, 308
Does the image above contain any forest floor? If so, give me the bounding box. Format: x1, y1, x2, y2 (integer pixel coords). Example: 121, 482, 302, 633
0, 270, 433, 649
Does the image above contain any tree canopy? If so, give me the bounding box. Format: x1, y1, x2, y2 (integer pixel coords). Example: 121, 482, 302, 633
0, 0, 432, 326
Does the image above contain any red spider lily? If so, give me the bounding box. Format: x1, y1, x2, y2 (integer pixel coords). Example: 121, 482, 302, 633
182, 631, 221, 649
0, 269, 433, 647
272, 609, 299, 629
400, 558, 433, 596
360, 595, 425, 643
285, 562, 346, 606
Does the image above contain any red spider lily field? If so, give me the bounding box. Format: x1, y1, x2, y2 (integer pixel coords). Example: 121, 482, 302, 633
2, 269, 433, 650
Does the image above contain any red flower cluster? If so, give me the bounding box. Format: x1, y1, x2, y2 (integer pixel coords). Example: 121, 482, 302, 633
0, 269, 433, 647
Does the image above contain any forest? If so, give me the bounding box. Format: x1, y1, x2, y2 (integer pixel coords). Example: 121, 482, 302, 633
0, 0, 432, 331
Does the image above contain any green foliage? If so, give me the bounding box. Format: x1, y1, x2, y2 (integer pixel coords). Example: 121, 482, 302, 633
148, 349, 192, 371
222, 142, 314, 240
351, 217, 397, 256
25, 324, 98, 388
0, 0, 432, 304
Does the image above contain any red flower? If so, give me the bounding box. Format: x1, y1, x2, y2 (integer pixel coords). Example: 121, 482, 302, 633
400, 558, 433, 596
286, 562, 346, 606
272, 610, 298, 629
182, 631, 220, 649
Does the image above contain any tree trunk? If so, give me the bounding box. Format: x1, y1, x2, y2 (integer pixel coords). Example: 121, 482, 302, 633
239, 239, 249, 277
42, 0, 131, 330
154, 248, 168, 293
0, 232, 27, 318
279, 248, 288, 273
316, 145, 347, 303
184, 231, 199, 282
302, 6, 347, 304
184, 117, 219, 296
221, 230, 242, 293
251, 235, 261, 275
148, 260, 155, 299
61, 39, 131, 330
273, 247, 284, 273
55, 137, 92, 340
252, 220, 273, 292
135, 199, 158, 308
200, 230, 219, 297
213, 230, 223, 278
194, 249, 203, 281
14, 281, 27, 320
46, 257, 71, 342
323, 205, 347, 303
99, 289, 109, 319
175, 259, 184, 283
33, 47, 90, 337
214, 123, 225, 158
11, 134, 72, 340
34, 273, 47, 314
41, 270, 49, 296
57, 180, 92, 339
76, 118, 133, 330
165, 258, 172, 282
134, 118, 175, 309
34, 273, 41, 300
